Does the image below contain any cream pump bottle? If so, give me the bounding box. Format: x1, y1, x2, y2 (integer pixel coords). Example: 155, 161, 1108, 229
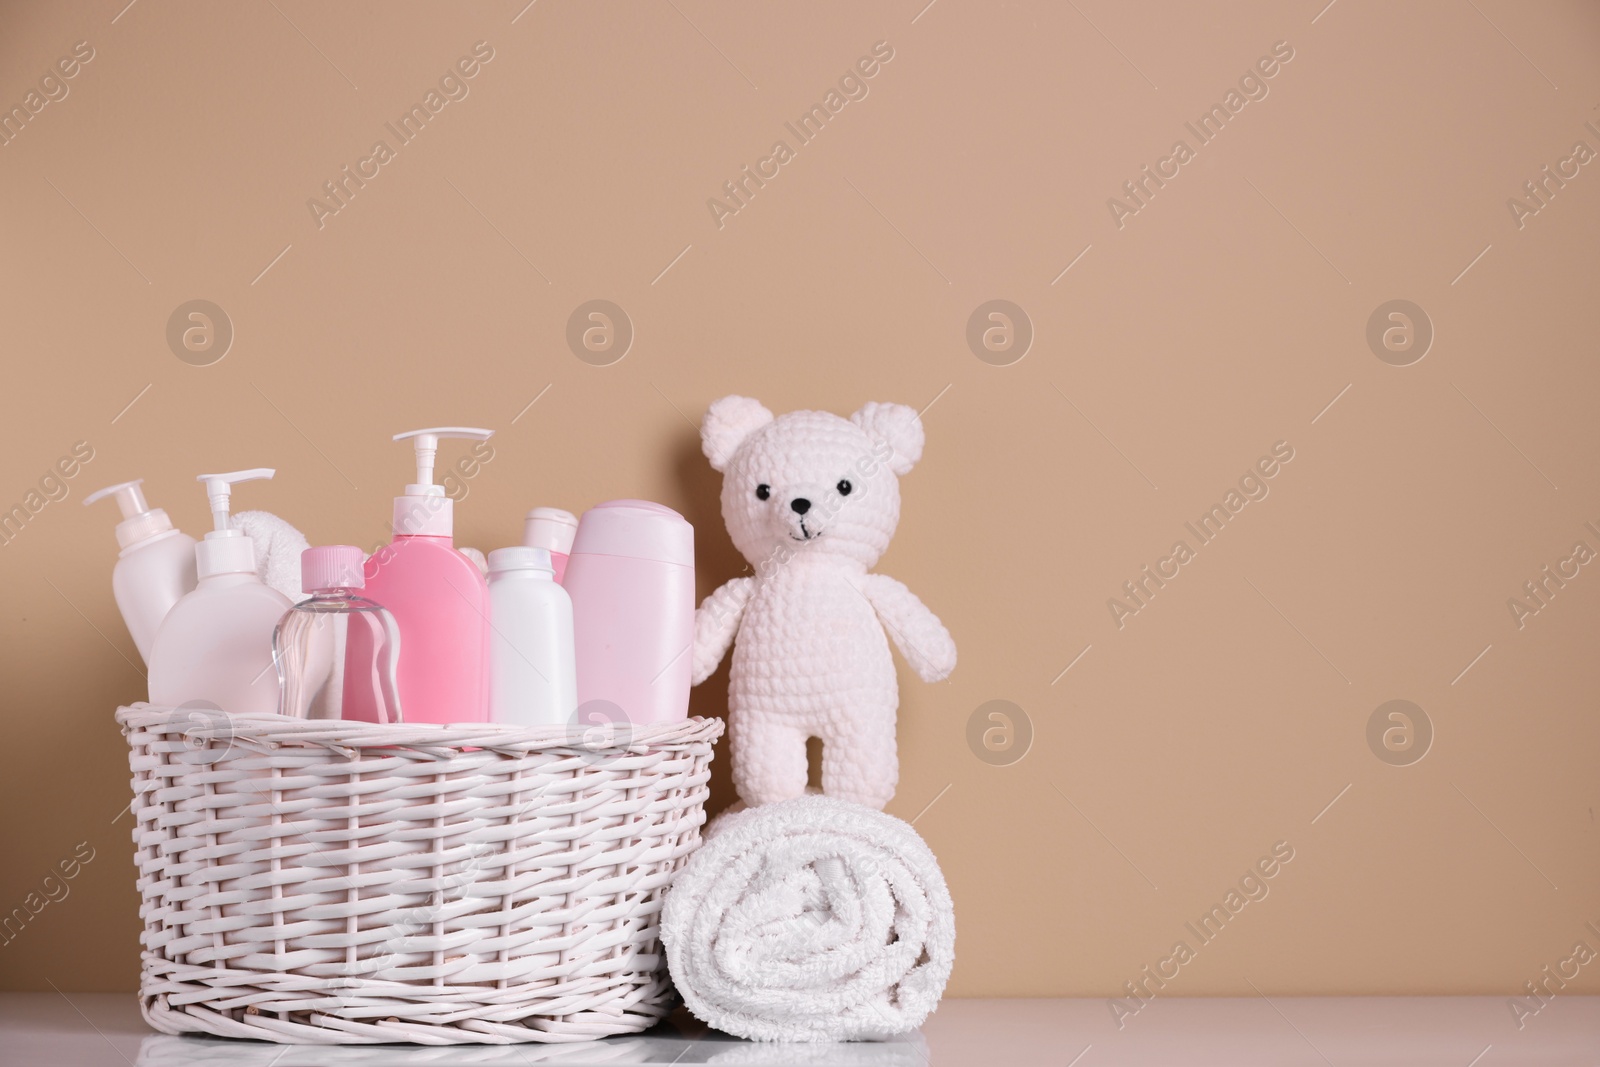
83, 479, 197, 664
147, 469, 292, 715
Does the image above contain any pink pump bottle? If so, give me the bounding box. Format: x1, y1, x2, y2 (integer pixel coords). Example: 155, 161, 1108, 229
343, 427, 493, 725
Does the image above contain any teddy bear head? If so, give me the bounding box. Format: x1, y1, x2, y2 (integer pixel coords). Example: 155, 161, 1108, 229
701, 396, 925, 571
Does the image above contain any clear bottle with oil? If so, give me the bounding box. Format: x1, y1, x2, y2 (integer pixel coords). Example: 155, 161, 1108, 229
274, 545, 402, 722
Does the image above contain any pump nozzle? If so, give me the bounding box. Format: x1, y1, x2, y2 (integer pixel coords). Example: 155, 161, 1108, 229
85, 478, 180, 550
393, 428, 493, 495
389, 429, 493, 538
193, 469, 275, 579
84, 479, 148, 518
197, 468, 276, 534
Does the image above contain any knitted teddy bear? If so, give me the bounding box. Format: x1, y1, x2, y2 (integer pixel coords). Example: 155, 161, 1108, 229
692, 396, 957, 810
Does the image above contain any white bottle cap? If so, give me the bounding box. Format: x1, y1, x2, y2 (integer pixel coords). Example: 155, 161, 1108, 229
194, 468, 274, 579
489, 545, 554, 576
83, 478, 177, 550
390, 427, 493, 537
523, 507, 577, 555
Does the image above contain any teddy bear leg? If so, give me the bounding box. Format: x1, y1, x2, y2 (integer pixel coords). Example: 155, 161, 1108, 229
731, 714, 809, 807
819, 715, 898, 810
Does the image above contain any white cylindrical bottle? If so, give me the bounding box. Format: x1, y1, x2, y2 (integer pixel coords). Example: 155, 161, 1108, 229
487, 547, 578, 726
83, 479, 198, 664
147, 470, 292, 715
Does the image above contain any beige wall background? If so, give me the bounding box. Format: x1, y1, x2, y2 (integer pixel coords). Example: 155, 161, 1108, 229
1, 0, 1597, 1013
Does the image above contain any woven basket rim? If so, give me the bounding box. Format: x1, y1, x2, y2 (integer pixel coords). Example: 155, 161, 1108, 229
117, 702, 724, 756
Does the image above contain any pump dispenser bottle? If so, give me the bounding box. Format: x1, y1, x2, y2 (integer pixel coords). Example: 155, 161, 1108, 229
345, 428, 493, 724
147, 470, 292, 714
83, 479, 197, 663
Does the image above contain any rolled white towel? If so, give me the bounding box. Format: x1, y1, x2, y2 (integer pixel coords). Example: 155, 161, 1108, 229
661, 794, 955, 1042
231, 509, 311, 598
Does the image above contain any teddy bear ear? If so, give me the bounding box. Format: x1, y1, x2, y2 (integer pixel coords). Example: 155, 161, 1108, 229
851, 402, 924, 475
701, 395, 774, 472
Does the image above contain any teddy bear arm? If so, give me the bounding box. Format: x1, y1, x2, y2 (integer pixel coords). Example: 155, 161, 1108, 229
859, 573, 957, 683
692, 577, 755, 686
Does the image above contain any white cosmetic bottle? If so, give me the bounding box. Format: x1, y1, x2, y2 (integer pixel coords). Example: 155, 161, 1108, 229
147, 469, 292, 715
487, 547, 578, 726
83, 479, 197, 664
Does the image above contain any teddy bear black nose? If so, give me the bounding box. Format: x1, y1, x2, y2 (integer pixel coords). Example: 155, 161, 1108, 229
790, 497, 811, 515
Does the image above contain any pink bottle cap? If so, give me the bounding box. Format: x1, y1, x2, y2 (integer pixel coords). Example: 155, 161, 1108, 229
301, 545, 366, 592
524, 507, 578, 555
571, 500, 693, 567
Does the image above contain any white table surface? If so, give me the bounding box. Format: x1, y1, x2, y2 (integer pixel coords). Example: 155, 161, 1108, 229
2, 992, 1595, 1065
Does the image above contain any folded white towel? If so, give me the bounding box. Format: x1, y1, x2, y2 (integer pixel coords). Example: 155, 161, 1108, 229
231, 509, 312, 598
661, 794, 955, 1042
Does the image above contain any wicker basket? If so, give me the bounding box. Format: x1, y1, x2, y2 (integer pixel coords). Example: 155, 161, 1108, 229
118, 704, 723, 1044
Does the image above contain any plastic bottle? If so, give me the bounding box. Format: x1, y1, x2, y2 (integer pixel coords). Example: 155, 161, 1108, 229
487, 547, 577, 726
83, 479, 197, 664
345, 428, 492, 725
274, 546, 402, 723
563, 500, 694, 724
522, 507, 578, 583
147, 470, 292, 715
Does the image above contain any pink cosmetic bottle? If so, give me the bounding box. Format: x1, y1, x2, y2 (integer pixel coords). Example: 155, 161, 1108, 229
344, 427, 493, 725
563, 500, 694, 725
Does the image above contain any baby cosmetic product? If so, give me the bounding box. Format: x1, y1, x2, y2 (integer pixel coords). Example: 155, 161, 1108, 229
147, 470, 292, 715
83, 479, 197, 664
346, 427, 493, 725
522, 507, 577, 583
275, 546, 402, 723
563, 500, 694, 724
487, 547, 577, 726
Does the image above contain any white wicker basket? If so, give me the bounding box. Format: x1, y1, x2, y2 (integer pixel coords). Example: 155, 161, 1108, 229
118, 704, 723, 1045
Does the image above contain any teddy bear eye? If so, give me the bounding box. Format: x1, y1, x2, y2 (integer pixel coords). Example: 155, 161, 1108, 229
836, 479, 853, 496
755, 483, 771, 501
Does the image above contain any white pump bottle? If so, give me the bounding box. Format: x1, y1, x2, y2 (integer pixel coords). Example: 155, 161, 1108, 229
147, 469, 293, 715
83, 479, 198, 664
